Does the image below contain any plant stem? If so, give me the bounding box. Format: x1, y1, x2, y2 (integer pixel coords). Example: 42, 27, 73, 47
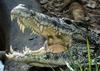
86, 37, 91, 71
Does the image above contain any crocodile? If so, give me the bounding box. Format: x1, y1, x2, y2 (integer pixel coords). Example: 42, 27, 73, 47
6, 4, 100, 67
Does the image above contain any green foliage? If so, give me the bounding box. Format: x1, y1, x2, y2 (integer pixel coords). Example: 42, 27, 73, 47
96, 64, 99, 71
47, 62, 55, 71
86, 37, 92, 71
59, 68, 64, 71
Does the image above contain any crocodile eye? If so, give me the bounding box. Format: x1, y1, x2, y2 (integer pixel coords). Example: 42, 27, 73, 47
63, 19, 72, 24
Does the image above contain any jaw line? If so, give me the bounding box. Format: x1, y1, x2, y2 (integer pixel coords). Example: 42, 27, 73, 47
6, 45, 67, 67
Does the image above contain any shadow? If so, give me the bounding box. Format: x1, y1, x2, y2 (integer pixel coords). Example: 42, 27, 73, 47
0, 0, 11, 52
28, 65, 67, 71
0, 0, 11, 64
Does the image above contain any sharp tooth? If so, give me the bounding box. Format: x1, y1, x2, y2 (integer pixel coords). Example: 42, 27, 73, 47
23, 49, 25, 53
17, 18, 25, 33
43, 40, 48, 51
19, 24, 23, 33
11, 15, 14, 21
19, 24, 22, 31
21, 24, 25, 33
31, 32, 36, 35
6, 53, 13, 59
24, 46, 28, 51
5, 54, 10, 58
38, 46, 45, 51
31, 29, 37, 34
58, 32, 61, 35
10, 45, 13, 53
32, 30, 35, 33
40, 25, 44, 32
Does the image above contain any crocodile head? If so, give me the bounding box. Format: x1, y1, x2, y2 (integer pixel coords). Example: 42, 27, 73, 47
7, 4, 100, 67
9, 4, 80, 67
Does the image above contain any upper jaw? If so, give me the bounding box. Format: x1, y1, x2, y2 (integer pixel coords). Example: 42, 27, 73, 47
11, 4, 32, 21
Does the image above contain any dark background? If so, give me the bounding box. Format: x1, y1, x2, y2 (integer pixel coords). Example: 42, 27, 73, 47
0, 0, 51, 71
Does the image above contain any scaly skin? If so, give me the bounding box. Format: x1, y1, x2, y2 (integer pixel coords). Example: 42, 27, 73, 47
6, 4, 100, 67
